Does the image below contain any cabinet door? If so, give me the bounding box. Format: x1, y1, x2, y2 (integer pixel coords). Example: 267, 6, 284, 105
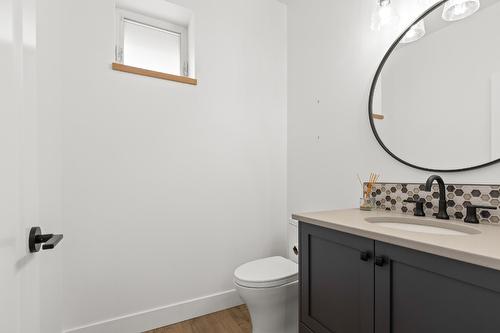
300, 222, 374, 333
375, 242, 500, 333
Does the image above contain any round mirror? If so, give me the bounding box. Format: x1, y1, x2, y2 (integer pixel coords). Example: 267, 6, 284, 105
369, 0, 500, 172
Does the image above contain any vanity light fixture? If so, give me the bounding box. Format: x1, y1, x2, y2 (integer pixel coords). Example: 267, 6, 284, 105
371, 0, 400, 31
442, 0, 480, 21
400, 20, 426, 43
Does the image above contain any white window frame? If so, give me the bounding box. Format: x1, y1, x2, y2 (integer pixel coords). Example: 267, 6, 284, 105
115, 9, 189, 76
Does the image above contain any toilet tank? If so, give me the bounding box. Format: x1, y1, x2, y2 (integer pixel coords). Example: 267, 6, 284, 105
288, 219, 298, 263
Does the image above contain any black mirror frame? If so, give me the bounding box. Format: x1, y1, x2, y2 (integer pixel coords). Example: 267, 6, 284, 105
368, 0, 500, 173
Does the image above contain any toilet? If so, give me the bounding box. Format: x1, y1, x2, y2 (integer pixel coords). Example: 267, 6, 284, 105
234, 256, 298, 333
233, 220, 299, 333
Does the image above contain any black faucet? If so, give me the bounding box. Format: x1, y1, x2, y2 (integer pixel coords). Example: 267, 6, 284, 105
425, 175, 449, 220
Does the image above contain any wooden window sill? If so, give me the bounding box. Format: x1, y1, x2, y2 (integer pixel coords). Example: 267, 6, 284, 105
112, 63, 198, 85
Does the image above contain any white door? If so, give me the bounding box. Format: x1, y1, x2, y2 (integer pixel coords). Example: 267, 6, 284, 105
0, 0, 62, 332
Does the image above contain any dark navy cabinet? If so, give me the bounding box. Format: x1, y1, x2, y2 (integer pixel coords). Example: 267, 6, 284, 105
299, 223, 374, 333
374, 241, 500, 333
299, 222, 500, 333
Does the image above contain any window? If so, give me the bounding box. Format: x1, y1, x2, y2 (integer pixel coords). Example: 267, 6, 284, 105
115, 9, 189, 77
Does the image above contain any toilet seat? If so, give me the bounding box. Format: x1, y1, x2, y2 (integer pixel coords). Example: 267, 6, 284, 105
234, 256, 298, 288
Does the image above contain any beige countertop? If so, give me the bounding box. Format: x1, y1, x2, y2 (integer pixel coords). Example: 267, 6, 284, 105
292, 209, 500, 271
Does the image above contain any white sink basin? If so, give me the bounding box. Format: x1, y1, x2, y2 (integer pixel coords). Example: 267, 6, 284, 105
365, 217, 481, 236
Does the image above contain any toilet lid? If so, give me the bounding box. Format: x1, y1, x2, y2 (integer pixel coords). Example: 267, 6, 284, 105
234, 256, 298, 288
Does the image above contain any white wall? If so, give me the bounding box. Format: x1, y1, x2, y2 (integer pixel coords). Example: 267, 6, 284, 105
59, 0, 287, 332
287, 0, 500, 219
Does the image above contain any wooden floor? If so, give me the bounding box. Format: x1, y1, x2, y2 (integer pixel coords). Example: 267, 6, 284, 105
145, 305, 252, 333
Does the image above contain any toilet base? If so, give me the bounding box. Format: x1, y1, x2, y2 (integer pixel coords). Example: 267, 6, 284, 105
235, 280, 298, 333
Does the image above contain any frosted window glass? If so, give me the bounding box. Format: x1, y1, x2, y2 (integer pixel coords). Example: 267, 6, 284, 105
123, 20, 181, 75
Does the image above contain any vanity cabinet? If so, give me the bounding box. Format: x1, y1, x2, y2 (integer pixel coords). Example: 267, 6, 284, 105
299, 222, 500, 333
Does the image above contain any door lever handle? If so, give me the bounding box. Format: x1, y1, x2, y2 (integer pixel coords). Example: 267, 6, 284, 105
42, 234, 63, 250
29, 227, 64, 253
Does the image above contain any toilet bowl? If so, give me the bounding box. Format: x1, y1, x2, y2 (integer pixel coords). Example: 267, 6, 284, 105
234, 256, 298, 333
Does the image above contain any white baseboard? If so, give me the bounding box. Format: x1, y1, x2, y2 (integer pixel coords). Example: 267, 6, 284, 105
63, 289, 243, 333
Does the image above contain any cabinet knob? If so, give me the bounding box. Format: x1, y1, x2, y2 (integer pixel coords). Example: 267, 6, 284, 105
375, 256, 386, 267
360, 251, 371, 262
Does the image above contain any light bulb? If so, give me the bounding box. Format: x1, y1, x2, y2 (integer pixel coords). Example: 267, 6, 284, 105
442, 0, 480, 21
400, 20, 426, 44
371, 0, 400, 31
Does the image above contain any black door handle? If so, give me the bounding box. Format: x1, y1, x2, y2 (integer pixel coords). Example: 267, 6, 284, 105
29, 227, 64, 253
42, 234, 63, 250
375, 256, 386, 267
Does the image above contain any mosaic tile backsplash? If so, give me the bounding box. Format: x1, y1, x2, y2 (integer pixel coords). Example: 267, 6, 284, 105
365, 183, 500, 224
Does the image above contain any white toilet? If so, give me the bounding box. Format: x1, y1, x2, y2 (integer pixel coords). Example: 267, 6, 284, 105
233, 220, 299, 333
